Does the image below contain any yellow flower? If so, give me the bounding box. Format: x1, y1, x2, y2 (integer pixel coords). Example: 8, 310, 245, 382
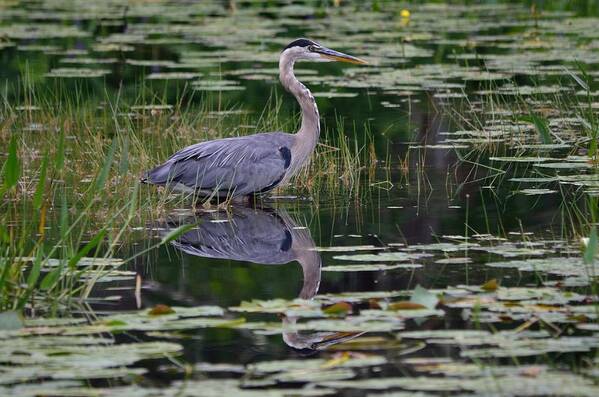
400, 9, 410, 18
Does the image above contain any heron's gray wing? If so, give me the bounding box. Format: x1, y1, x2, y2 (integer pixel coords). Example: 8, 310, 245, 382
145, 132, 293, 196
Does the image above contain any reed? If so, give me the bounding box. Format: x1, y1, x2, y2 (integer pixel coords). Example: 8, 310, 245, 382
435, 69, 599, 238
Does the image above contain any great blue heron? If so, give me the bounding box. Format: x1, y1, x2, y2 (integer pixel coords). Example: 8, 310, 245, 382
161, 206, 364, 352
142, 39, 366, 200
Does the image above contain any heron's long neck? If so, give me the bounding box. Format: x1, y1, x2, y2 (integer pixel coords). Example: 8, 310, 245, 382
279, 52, 320, 174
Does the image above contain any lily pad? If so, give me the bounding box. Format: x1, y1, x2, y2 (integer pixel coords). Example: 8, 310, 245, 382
333, 252, 432, 262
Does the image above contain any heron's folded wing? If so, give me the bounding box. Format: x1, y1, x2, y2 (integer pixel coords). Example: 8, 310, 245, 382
150, 134, 292, 195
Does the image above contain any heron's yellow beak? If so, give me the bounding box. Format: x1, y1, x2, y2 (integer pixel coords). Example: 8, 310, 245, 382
316, 47, 368, 65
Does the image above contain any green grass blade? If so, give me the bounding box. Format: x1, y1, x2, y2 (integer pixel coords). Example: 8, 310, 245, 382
55, 130, 65, 171
67, 229, 107, 270
118, 135, 129, 176
94, 138, 118, 192
533, 115, 553, 144
584, 227, 597, 265
59, 190, 68, 241
17, 248, 45, 309
160, 224, 196, 245
3, 135, 20, 190
33, 152, 49, 209
564, 66, 589, 91
40, 263, 62, 290
0, 257, 11, 298
26, 248, 44, 288
128, 182, 140, 220
520, 114, 552, 144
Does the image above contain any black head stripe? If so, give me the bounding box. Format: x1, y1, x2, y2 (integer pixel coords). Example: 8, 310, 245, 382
283, 38, 315, 51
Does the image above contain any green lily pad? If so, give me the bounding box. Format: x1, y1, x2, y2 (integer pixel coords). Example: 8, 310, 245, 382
45, 68, 111, 78
333, 252, 432, 262
322, 263, 419, 272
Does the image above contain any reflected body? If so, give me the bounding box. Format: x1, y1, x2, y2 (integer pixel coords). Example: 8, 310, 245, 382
162, 206, 362, 351
142, 39, 366, 199
166, 207, 321, 299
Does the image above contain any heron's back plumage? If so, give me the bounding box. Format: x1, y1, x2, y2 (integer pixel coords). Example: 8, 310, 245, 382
143, 132, 294, 197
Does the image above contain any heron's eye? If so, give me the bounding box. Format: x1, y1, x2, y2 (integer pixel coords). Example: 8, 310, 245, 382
308, 45, 316, 52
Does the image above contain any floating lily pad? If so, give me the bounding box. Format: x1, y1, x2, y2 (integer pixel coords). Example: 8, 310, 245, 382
534, 162, 592, 169
45, 68, 111, 78
434, 257, 472, 264
333, 252, 432, 262
517, 188, 558, 195
313, 245, 384, 252
486, 257, 598, 280
147, 72, 199, 80
322, 263, 418, 272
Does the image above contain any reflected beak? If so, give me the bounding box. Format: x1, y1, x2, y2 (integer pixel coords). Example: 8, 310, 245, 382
315, 47, 368, 65
312, 331, 366, 349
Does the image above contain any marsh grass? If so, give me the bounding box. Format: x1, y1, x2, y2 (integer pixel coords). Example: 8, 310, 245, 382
0, 80, 379, 313
432, 69, 599, 235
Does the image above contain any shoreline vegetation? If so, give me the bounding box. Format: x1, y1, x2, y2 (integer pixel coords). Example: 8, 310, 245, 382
0, 79, 384, 313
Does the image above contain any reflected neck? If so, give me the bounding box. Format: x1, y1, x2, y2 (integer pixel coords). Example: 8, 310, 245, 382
279, 51, 320, 175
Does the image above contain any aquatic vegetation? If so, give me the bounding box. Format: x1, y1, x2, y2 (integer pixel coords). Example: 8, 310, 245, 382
1, 267, 596, 393
1, 0, 599, 395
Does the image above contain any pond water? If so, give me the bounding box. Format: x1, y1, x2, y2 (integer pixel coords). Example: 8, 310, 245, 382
1, 1, 599, 396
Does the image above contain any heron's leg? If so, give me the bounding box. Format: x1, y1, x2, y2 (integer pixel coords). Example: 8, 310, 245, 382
245, 194, 261, 208
192, 186, 220, 210
191, 195, 213, 210
229, 195, 252, 207
216, 200, 231, 210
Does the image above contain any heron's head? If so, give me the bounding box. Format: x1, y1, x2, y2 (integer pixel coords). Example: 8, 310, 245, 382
282, 38, 367, 65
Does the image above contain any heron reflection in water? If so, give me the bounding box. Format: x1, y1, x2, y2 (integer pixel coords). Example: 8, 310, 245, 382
162, 206, 363, 352
142, 39, 367, 204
